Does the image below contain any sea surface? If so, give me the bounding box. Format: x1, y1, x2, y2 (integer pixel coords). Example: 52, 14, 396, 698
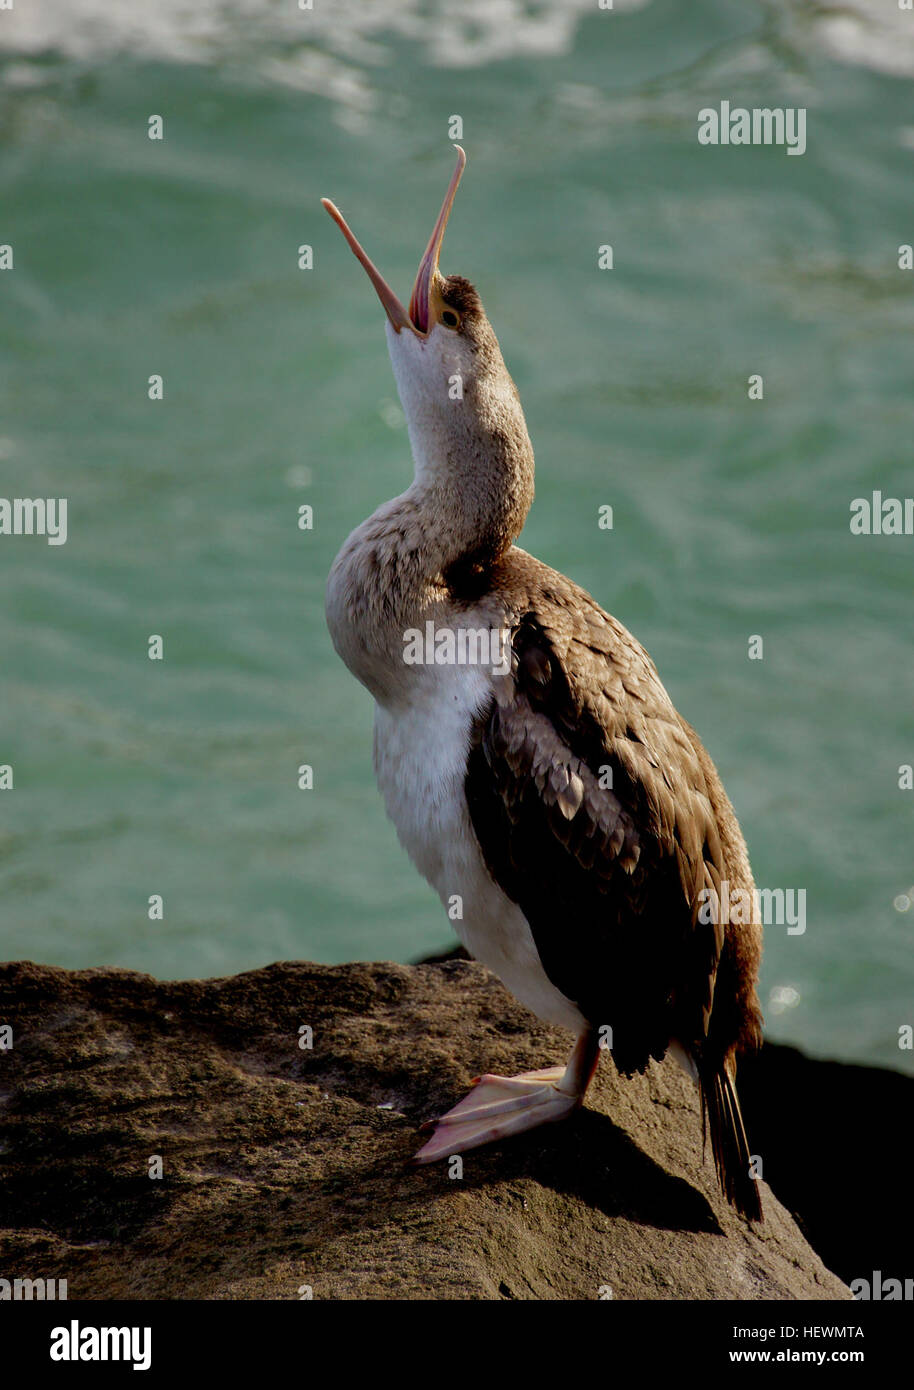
1, 0, 912, 1072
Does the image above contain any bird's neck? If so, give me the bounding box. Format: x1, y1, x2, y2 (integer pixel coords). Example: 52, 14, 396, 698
388, 316, 536, 579
326, 466, 529, 705
327, 360, 535, 703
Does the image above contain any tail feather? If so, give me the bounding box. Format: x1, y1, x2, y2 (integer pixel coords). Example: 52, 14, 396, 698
698, 1061, 763, 1222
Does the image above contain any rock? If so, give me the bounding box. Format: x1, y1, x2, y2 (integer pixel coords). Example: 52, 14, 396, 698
739, 1041, 914, 1289
0, 958, 849, 1300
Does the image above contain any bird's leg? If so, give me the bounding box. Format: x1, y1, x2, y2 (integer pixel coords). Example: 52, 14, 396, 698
412, 1028, 601, 1165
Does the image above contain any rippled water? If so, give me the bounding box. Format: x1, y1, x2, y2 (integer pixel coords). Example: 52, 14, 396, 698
1, 0, 912, 1072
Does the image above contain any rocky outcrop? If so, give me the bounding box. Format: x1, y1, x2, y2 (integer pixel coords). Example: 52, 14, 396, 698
738, 1041, 914, 1289
0, 958, 848, 1300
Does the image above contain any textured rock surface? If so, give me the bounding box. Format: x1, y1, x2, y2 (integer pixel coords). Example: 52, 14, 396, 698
0, 958, 849, 1300
739, 1041, 914, 1289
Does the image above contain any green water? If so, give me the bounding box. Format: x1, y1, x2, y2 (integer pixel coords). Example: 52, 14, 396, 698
1, 0, 912, 1072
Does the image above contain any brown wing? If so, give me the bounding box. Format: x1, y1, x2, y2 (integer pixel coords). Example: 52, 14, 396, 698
465, 607, 728, 1076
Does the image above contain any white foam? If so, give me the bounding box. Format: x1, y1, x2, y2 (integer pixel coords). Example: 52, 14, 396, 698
811, 3, 914, 79
6, 0, 912, 100
0, 0, 649, 72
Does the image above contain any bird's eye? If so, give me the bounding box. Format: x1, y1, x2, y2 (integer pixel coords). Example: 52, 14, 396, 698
441, 308, 460, 329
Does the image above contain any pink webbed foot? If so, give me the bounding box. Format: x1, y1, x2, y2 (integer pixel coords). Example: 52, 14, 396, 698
412, 1064, 583, 1165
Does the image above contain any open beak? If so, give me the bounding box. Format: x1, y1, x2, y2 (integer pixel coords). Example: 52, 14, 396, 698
321, 145, 466, 338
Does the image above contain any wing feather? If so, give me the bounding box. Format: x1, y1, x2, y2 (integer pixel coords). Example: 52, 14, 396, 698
465, 609, 726, 1074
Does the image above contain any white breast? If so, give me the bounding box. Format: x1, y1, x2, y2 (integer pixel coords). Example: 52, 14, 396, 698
373, 664, 587, 1035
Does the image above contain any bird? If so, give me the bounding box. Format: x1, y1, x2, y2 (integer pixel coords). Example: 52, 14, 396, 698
321, 147, 764, 1221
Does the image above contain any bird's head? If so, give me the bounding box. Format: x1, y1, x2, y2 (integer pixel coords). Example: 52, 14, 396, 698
322, 148, 534, 564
